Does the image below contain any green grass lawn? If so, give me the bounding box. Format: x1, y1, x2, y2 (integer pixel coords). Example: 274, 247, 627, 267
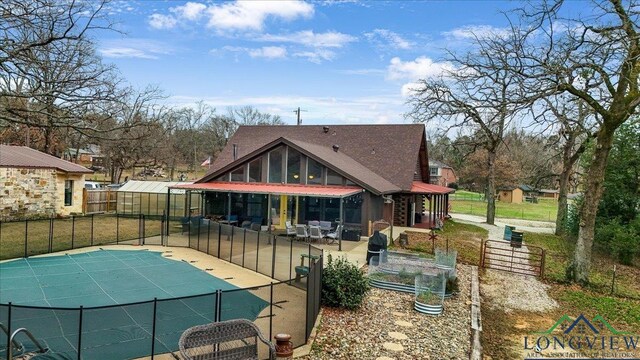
450, 190, 485, 201
394, 220, 489, 266
524, 232, 640, 300
449, 198, 558, 222
0, 215, 164, 260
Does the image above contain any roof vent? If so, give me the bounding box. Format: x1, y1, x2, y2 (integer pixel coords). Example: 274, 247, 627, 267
232, 144, 238, 160
332, 144, 340, 152
323, 126, 330, 133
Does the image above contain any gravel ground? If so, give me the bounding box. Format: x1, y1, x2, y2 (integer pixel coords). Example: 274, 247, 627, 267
301, 264, 472, 360
450, 214, 559, 313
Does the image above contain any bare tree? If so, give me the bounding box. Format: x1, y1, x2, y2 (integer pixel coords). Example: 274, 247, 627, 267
406, 31, 529, 225
226, 105, 285, 126
537, 96, 594, 235
0, 0, 112, 69
0, 0, 118, 155
511, 0, 640, 283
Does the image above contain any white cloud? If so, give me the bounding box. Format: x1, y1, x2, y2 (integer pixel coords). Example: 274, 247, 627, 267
148, 13, 177, 29
206, 1, 314, 31
365, 29, 413, 50
168, 94, 407, 125
249, 46, 287, 59
99, 39, 174, 59
293, 49, 336, 63
443, 25, 510, 40
256, 30, 356, 48
387, 56, 454, 81
171, 2, 207, 20
218, 46, 287, 59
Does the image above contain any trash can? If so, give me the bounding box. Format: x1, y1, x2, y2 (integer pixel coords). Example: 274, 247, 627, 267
504, 225, 516, 241
511, 231, 523, 248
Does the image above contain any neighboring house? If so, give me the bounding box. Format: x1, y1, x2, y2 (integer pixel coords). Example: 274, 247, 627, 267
62, 145, 105, 169
171, 124, 454, 237
1, 145, 93, 220
538, 189, 560, 200
428, 160, 457, 187
497, 185, 536, 204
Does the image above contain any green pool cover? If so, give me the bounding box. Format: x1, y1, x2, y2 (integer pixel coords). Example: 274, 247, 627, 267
0, 250, 268, 359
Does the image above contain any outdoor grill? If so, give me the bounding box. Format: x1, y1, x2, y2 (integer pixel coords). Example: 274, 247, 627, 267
367, 230, 388, 264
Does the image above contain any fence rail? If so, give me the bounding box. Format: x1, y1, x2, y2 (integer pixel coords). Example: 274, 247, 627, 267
82, 189, 117, 214
0, 213, 323, 360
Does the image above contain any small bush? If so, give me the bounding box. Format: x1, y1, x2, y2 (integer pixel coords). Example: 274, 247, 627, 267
321, 255, 370, 310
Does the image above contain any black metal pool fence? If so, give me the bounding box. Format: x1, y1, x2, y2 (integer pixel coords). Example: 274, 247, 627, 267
0, 214, 323, 359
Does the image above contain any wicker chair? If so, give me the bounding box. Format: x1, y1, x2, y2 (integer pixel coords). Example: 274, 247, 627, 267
179, 319, 276, 360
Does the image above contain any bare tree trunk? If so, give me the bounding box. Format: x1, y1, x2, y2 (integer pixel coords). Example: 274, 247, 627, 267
555, 168, 570, 235
569, 127, 615, 284
486, 150, 497, 225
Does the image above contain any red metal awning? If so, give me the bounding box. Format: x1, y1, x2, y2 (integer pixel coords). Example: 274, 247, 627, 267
171, 182, 364, 198
410, 181, 455, 195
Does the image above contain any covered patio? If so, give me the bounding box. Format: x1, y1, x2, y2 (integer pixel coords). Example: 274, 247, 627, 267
168, 182, 366, 250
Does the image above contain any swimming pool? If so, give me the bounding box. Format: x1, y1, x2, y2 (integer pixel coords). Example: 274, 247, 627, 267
0, 250, 269, 359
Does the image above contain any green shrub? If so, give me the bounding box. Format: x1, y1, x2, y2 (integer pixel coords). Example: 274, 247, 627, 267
321, 255, 370, 310
595, 218, 640, 265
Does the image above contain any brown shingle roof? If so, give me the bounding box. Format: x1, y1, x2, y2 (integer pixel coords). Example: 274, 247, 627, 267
0, 145, 93, 173
199, 124, 427, 193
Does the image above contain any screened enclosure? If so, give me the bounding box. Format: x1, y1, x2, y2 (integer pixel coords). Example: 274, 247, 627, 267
116, 180, 197, 218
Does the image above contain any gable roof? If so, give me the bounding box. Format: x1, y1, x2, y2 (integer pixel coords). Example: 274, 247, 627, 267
498, 184, 535, 192
198, 124, 427, 194
0, 145, 93, 174
428, 160, 452, 169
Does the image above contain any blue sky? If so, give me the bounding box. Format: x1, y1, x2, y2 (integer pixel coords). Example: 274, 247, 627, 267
97, 1, 584, 125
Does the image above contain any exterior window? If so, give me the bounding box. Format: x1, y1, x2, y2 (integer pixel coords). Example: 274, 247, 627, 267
268, 147, 284, 183
64, 180, 73, 206
248, 159, 262, 182
307, 158, 323, 185
287, 148, 301, 184
430, 167, 439, 176
326, 168, 343, 185
230, 167, 245, 182
214, 174, 227, 181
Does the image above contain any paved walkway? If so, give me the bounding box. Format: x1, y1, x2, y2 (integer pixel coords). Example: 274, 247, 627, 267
450, 213, 556, 237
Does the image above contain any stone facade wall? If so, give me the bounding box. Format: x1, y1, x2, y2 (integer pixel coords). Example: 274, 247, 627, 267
1, 167, 57, 220
0, 167, 86, 220
55, 173, 85, 216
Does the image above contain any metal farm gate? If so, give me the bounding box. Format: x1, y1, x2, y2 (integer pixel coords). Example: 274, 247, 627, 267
480, 240, 546, 278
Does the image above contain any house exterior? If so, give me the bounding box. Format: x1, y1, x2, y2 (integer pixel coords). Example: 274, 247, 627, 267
171, 124, 454, 238
538, 189, 559, 200
497, 185, 536, 204
62, 145, 105, 169
428, 160, 457, 187
0, 145, 93, 220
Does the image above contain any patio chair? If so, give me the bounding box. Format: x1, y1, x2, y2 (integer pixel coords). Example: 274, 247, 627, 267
319, 221, 332, 232
308, 220, 319, 227
324, 224, 343, 245
179, 319, 276, 360
308, 225, 323, 243
295, 224, 308, 242
285, 221, 296, 236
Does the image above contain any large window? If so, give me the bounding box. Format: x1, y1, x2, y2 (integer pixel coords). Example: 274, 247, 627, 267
248, 159, 262, 182
287, 148, 302, 184
326, 168, 343, 185
268, 147, 284, 183
230, 166, 245, 182
64, 180, 73, 206
307, 158, 323, 185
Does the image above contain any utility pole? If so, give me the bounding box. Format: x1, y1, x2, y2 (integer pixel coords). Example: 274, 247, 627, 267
293, 107, 307, 125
